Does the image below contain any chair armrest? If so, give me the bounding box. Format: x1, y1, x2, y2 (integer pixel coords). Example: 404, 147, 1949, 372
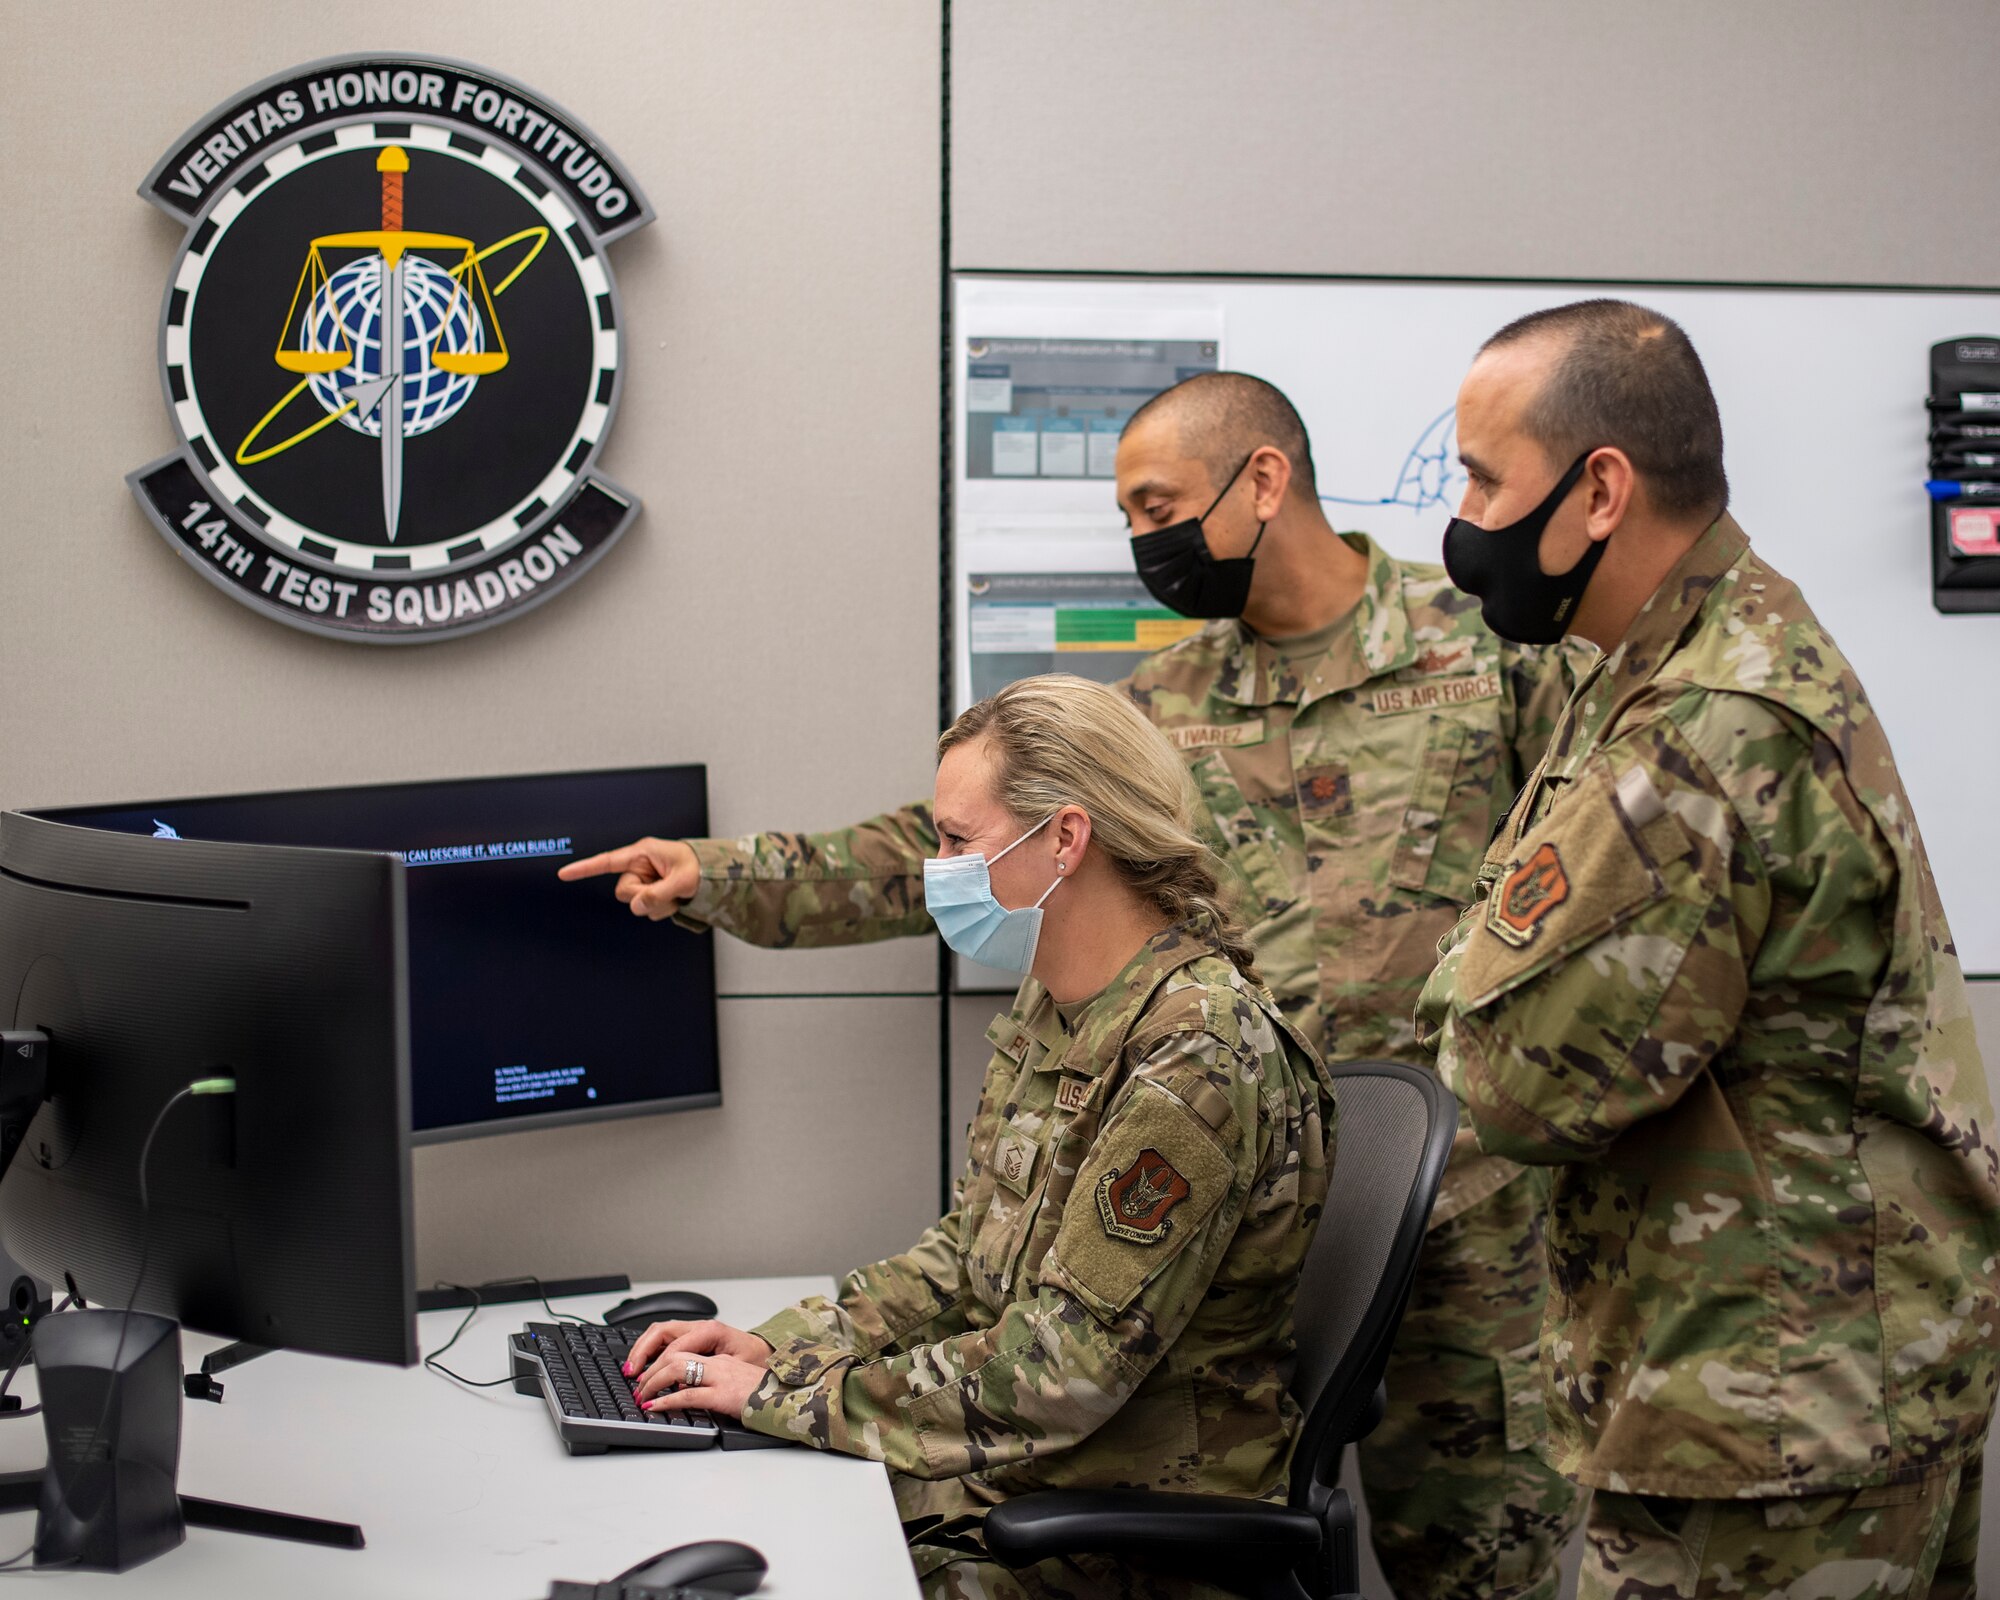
983, 1488, 1321, 1577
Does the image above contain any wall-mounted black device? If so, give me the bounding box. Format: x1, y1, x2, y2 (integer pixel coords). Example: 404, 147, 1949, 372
1928, 336, 2000, 613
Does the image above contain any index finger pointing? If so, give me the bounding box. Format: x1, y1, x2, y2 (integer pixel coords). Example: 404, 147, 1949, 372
557, 846, 640, 881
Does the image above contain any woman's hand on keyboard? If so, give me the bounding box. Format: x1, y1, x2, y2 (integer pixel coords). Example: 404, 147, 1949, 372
624, 1317, 772, 1380
631, 1341, 768, 1420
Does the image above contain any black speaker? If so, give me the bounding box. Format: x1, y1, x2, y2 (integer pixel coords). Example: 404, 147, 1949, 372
33, 1309, 185, 1571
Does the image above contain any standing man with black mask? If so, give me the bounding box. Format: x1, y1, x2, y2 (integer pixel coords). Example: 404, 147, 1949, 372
1418, 300, 1999, 1597
564, 373, 1586, 1600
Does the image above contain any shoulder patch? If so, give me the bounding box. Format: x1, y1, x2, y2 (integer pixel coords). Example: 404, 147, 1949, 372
1049, 1075, 1237, 1320
1489, 842, 1569, 947
1096, 1149, 1191, 1244
1457, 759, 1689, 1009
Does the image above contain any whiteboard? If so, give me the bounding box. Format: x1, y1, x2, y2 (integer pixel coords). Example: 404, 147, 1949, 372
955, 276, 2000, 972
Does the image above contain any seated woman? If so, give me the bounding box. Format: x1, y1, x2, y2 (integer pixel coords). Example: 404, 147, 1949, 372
624, 674, 1337, 1600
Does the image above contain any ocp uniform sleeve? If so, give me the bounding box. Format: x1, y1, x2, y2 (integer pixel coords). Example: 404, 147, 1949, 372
672, 802, 938, 947
739, 1031, 1263, 1476
1439, 701, 1769, 1162
1439, 690, 1898, 1163
752, 1206, 975, 1365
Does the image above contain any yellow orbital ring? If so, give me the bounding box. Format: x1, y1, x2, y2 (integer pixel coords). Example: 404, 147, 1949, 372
462, 226, 550, 296
232, 226, 551, 468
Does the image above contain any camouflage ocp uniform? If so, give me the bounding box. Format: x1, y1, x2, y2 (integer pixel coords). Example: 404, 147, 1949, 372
1416, 516, 2000, 1598
738, 925, 1335, 1599
681, 536, 1585, 1598
680, 536, 1582, 1595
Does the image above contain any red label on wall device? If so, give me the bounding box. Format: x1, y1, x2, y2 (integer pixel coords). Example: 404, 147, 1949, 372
1949, 507, 2000, 557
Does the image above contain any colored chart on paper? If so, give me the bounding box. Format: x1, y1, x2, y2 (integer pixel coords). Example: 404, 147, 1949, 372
1054, 608, 1201, 652
967, 573, 1202, 701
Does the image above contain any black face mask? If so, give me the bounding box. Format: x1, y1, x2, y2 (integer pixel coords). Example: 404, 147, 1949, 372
1129, 456, 1267, 619
1441, 450, 1603, 644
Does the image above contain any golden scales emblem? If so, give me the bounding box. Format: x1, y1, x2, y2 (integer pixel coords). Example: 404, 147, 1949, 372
234, 147, 548, 542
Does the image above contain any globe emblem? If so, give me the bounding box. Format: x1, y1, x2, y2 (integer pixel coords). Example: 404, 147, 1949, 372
304, 255, 486, 438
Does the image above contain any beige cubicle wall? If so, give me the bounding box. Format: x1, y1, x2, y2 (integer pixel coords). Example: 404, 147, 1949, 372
953, 0, 1999, 288
0, 0, 945, 1285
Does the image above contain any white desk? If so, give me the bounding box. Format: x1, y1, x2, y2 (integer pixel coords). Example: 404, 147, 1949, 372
0, 1277, 922, 1599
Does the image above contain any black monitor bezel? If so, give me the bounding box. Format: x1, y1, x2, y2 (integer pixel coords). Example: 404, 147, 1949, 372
0, 810, 418, 1365
31, 763, 721, 1147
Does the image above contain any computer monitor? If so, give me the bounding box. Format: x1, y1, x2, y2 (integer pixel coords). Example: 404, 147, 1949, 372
0, 811, 416, 1366
38, 765, 720, 1144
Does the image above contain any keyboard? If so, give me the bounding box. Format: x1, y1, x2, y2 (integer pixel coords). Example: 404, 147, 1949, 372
512, 1322, 794, 1455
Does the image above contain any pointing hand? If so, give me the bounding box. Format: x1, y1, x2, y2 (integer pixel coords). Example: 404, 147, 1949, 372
557, 836, 701, 920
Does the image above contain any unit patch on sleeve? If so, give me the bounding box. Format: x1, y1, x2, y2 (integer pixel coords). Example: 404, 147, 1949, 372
1095, 1148, 1192, 1244
1488, 841, 1569, 947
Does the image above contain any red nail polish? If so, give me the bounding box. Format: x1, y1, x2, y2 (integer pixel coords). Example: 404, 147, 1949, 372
621, 1362, 631, 1376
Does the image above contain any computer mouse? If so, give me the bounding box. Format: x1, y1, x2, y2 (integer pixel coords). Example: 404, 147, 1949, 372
615, 1538, 766, 1594
603, 1288, 719, 1327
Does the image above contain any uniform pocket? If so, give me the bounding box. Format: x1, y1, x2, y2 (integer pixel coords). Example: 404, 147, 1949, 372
1187, 749, 1298, 918
1500, 1337, 1549, 1455
1388, 715, 1504, 902
967, 1142, 1049, 1305
967, 1055, 1063, 1306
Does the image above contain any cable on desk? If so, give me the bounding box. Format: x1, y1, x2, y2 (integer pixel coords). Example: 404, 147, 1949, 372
422, 1281, 527, 1390
0, 1074, 209, 1578
491, 1274, 593, 1327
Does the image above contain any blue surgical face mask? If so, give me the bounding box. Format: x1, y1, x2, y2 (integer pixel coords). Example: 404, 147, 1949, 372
923, 813, 1063, 974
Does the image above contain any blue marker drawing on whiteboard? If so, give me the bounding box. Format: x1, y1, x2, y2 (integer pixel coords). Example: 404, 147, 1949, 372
1320, 407, 1461, 512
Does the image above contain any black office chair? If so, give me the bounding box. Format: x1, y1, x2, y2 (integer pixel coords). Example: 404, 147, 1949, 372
985, 1059, 1455, 1600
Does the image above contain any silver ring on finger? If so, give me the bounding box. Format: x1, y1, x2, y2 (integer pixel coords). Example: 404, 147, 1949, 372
683, 1357, 705, 1388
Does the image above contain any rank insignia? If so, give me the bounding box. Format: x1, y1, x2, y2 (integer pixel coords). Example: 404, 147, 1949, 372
1296, 766, 1351, 819
1095, 1148, 1191, 1244
994, 1126, 1039, 1196
1490, 841, 1569, 947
